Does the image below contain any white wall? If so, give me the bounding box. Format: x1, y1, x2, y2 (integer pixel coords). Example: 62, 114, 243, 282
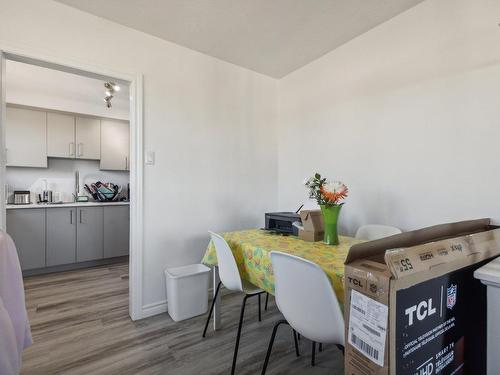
278, 0, 500, 234
0, 0, 278, 313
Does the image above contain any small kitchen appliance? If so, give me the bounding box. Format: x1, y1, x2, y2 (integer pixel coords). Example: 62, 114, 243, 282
42, 190, 53, 203
13, 190, 31, 205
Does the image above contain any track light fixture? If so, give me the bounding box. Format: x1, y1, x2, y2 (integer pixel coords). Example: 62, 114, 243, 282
104, 81, 120, 108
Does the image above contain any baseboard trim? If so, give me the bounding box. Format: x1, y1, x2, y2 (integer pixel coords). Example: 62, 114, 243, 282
142, 300, 167, 318
140, 287, 239, 319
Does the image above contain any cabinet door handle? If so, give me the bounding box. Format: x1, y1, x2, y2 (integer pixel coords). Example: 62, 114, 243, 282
79, 209, 83, 224
125, 157, 128, 170
69, 142, 75, 156
77, 143, 83, 157
70, 209, 73, 224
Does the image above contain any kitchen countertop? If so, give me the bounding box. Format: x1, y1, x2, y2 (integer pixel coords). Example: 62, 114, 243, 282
6, 201, 130, 210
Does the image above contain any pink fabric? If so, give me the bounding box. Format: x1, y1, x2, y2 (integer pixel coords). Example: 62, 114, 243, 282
0, 230, 32, 375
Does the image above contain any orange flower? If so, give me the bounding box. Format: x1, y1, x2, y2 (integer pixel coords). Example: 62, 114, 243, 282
320, 181, 348, 203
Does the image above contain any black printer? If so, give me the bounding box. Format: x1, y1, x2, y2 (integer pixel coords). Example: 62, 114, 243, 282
265, 212, 301, 235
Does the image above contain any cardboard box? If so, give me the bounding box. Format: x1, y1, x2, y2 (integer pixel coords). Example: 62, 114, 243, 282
298, 209, 324, 242
300, 210, 324, 232
299, 228, 324, 242
344, 218, 500, 375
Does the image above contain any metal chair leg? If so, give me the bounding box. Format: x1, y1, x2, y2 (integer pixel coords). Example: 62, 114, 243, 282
292, 330, 300, 357
261, 319, 288, 375
311, 341, 316, 366
202, 281, 222, 338
319, 343, 323, 352
258, 293, 262, 322
265, 293, 269, 311
231, 295, 249, 375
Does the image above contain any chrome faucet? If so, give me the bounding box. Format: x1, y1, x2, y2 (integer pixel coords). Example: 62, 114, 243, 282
74, 170, 80, 202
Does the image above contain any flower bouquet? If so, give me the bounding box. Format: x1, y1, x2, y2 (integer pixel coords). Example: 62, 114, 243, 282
304, 173, 348, 245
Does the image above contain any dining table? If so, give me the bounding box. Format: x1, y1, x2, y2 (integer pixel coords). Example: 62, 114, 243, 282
201, 228, 364, 330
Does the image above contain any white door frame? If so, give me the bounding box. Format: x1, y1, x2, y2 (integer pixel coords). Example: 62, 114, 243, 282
0, 48, 145, 320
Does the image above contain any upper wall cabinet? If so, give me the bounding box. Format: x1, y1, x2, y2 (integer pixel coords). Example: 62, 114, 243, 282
76, 117, 101, 160
48, 114, 101, 160
6, 105, 127, 169
100, 119, 130, 171
6, 107, 47, 168
47, 112, 76, 158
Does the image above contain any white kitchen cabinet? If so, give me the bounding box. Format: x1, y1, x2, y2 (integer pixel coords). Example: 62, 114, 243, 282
100, 119, 130, 171
75, 117, 101, 160
47, 112, 75, 158
6, 107, 47, 167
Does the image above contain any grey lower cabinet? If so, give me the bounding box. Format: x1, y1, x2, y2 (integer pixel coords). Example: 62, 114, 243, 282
6, 209, 46, 270
6, 204, 129, 272
76, 207, 104, 262
103, 205, 129, 258
46, 207, 77, 266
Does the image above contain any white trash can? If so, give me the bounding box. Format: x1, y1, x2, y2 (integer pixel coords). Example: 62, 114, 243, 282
474, 256, 500, 374
165, 264, 211, 322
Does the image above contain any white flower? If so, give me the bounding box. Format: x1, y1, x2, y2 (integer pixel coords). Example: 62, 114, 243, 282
322, 181, 347, 194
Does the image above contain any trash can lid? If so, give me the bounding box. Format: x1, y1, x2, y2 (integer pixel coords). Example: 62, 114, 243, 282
474, 256, 500, 286
165, 263, 211, 279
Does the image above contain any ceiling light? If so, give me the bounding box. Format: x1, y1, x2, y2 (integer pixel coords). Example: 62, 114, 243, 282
103, 81, 119, 109
104, 82, 120, 91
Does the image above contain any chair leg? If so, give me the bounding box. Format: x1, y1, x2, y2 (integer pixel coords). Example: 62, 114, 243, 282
231, 295, 249, 375
261, 319, 288, 375
264, 293, 269, 311
319, 343, 323, 352
202, 281, 222, 338
292, 330, 300, 357
258, 293, 262, 322
297, 333, 301, 340
311, 341, 316, 366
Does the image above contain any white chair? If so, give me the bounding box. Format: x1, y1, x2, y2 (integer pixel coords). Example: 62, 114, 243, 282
202, 231, 266, 375
355, 224, 402, 241
261, 251, 345, 374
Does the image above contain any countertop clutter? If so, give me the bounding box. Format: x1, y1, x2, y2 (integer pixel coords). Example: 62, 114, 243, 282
6, 201, 130, 210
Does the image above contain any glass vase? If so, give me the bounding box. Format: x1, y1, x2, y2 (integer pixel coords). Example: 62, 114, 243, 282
320, 204, 342, 245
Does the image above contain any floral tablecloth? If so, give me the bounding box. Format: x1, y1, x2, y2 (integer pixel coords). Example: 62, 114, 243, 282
202, 229, 364, 305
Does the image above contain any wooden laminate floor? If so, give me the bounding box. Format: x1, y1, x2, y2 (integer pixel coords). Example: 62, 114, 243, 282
21, 263, 344, 375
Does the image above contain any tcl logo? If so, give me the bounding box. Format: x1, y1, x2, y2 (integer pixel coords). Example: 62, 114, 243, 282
405, 299, 436, 326
347, 277, 364, 288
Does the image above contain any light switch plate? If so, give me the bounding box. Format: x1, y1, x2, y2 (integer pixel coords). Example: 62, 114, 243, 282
146, 151, 155, 165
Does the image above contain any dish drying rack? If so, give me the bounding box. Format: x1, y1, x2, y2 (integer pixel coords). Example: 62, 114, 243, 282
84, 182, 122, 202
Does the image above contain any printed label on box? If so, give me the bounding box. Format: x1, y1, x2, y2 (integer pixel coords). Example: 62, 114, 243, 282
348, 289, 388, 366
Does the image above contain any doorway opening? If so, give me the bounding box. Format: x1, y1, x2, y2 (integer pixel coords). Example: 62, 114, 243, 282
0, 50, 143, 320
